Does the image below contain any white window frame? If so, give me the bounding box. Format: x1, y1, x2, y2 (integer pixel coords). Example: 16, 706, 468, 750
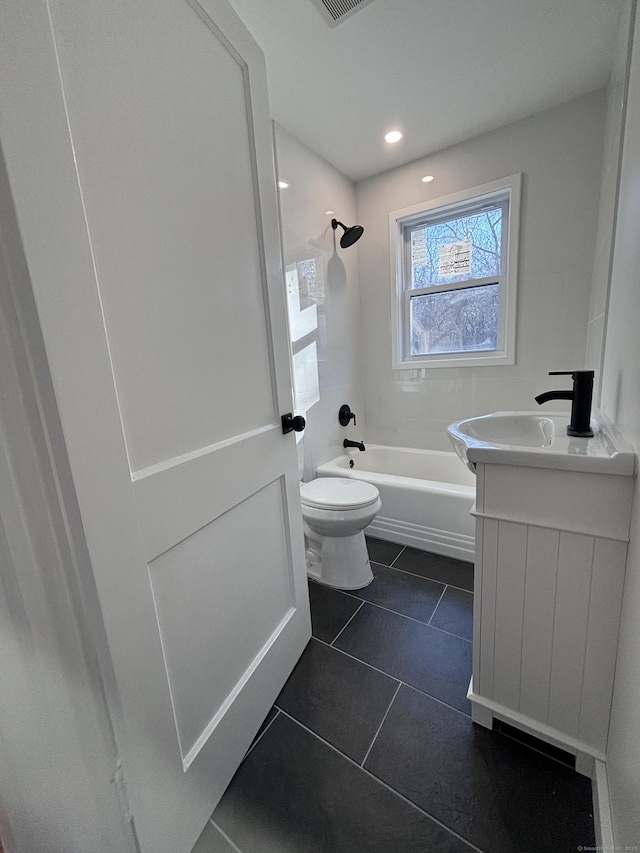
389, 174, 521, 370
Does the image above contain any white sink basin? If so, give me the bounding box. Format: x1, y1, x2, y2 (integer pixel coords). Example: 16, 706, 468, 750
452, 413, 555, 448
447, 411, 635, 475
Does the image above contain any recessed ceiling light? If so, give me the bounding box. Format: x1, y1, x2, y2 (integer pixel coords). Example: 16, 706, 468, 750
421, 175, 434, 183
325, 209, 335, 215
384, 130, 403, 144
278, 180, 289, 189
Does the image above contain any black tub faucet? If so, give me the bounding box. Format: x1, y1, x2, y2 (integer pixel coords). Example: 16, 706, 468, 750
535, 370, 594, 437
343, 439, 366, 451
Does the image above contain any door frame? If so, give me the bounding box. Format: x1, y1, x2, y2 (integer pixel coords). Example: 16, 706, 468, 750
0, 144, 137, 852
0, 0, 151, 846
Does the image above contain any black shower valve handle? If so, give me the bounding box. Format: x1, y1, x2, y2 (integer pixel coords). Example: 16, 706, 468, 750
338, 404, 356, 427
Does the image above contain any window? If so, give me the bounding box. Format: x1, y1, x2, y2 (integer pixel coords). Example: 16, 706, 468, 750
390, 174, 520, 369
285, 256, 324, 413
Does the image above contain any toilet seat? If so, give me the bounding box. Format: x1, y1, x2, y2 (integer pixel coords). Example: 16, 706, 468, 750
300, 477, 379, 511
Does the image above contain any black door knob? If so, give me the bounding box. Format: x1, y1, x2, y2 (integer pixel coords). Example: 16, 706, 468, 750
281, 412, 306, 434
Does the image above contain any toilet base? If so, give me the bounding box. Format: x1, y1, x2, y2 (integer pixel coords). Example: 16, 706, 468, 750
305, 529, 374, 590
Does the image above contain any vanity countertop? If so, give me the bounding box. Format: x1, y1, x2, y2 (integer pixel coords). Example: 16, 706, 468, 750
448, 410, 635, 476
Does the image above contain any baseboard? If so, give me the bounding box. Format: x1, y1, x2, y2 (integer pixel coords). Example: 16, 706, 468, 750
467, 681, 606, 773
592, 759, 614, 852
366, 515, 475, 562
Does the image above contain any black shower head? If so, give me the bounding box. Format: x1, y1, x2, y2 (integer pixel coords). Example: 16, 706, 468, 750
332, 218, 364, 248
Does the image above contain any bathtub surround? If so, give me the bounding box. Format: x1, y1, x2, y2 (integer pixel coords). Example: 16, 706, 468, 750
273, 123, 364, 480
356, 90, 606, 452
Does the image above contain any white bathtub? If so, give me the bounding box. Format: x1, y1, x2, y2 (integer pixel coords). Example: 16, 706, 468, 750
315, 444, 477, 562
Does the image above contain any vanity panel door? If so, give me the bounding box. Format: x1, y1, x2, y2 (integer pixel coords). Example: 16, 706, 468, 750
492, 521, 527, 710
578, 539, 627, 751
519, 527, 559, 722
547, 533, 594, 735
478, 518, 499, 698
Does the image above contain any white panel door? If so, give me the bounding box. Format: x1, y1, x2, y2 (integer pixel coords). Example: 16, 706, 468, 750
0, 1, 310, 851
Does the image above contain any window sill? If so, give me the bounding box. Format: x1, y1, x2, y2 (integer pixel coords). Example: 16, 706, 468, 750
392, 350, 515, 370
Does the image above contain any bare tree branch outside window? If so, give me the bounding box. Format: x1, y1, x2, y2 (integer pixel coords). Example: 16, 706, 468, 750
409, 208, 503, 355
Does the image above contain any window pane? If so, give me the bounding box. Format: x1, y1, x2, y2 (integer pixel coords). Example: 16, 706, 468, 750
410, 207, 503, 289
286, 267, 318, 343
292, 341, 320, 412
410, 284, 499, 355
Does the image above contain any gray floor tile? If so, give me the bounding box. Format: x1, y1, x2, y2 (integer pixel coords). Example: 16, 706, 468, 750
214, 711, 475, 853
429, 586, 473, 640
365, 536, 404, 566
393, 548, 474, 591
275, 638, 399, 762
333, 603, 472, 714
308, 580, 362, 643
357, 562, 445, 624
365, 685, 595, 853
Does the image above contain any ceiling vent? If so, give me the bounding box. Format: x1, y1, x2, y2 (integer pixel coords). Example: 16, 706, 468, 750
310, 0, 377, 27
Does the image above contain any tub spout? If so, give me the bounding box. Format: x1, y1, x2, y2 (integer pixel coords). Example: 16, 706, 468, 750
343, 439, 366, 451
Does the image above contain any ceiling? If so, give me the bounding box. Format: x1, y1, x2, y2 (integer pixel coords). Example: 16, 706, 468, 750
226, 0, 623, 182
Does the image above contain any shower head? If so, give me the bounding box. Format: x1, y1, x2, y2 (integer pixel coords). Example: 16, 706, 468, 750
331, 218, 364, 248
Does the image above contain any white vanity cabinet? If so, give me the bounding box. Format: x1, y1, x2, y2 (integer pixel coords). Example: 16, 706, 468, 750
469, 460, 633, 775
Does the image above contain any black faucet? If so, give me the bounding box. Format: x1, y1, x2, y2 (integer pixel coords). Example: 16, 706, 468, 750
535, 370, 594, 437
343, 439, 366, 451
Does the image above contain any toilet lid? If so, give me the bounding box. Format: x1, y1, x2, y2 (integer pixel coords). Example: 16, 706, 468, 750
300, 477, 380, 510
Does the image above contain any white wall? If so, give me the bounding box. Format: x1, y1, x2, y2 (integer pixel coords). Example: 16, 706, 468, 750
598, 2, 640, 845
274, 123, 364, 478
356, 91, 606, 451
586, 2, 635, 402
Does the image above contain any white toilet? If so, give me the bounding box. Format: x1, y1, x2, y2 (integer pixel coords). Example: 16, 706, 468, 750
300, 477, 382, 590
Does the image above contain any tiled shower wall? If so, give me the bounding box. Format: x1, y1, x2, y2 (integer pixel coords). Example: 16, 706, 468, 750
355, 90, 606, 451
274, 123, 364, 478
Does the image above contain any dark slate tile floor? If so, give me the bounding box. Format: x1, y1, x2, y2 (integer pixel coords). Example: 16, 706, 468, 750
429, 585, 474, 641
307, 579, 363, 643
195, 537, 595, 853
394, 546, 475, 592
365, 685, 594, 853
333, 603, 473, 715
275, 637, 399, 763
356, 561, 444, 623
